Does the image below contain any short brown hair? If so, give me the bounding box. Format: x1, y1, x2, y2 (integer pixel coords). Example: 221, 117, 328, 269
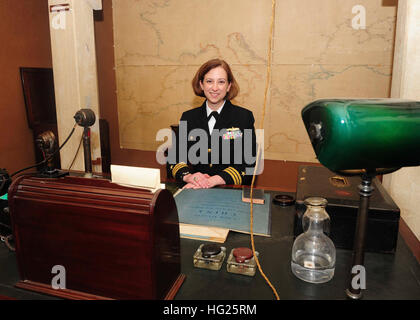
192, 59, 240, 100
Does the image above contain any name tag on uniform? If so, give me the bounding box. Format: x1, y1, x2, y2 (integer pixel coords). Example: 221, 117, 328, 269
223, 127, 242, 140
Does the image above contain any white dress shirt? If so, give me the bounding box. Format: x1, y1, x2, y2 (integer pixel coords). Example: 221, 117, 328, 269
206, 100, 225, 134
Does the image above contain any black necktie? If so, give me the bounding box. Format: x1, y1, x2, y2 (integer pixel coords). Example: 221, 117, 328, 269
207, 111, 219, 122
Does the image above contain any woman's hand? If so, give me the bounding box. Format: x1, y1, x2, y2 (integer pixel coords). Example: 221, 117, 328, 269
182, 182, 201, 189
183, 172, 211, 188
182, 174, 226, 189
206, 175, 226, 188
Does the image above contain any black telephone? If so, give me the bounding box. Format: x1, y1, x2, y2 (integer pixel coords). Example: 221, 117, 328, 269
0, 169, 14, 251
0, 168, 11, 197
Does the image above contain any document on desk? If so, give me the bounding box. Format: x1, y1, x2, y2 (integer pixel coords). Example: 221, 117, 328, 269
110, 164, 164, 193
174, 189, 271, 237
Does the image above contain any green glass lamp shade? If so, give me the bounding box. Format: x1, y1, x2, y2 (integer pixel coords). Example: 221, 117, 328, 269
301, 99, 420, 172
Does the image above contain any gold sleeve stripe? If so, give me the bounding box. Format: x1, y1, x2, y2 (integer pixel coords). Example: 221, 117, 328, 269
231, 167, 242, 185
224, 167, 242, 185
172, 162, 188, 177
228, 167, 241, 185
223, 168, 237, 184
229, 167, 240, 185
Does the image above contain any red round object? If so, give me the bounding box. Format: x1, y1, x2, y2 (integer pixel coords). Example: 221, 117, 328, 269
233, 247, 253, 263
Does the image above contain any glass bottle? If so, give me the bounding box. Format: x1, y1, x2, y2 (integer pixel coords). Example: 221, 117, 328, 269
291, 197, 336, 283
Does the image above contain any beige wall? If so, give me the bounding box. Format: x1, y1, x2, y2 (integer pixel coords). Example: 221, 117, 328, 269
383, 0, 420, 242
112, 0, 396, 163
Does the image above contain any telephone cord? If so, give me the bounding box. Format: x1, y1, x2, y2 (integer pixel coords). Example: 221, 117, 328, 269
249, 0, 280, 300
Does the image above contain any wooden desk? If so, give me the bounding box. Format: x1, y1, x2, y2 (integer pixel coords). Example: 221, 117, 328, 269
0, 187, 419, 300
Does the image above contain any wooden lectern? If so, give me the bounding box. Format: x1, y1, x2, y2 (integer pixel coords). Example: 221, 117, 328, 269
8, 175, 185, 300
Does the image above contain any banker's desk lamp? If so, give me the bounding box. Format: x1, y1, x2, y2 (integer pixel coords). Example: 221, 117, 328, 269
301, 99, 420, 299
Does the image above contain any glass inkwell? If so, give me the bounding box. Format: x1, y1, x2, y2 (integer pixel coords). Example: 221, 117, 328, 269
193, 243, 226, 271
291, 197, 336, 283
227, 247, 258, 277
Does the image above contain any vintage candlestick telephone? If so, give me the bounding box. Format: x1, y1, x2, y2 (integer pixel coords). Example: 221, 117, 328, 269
36, 130, 68, 178
302, 99, 420, 299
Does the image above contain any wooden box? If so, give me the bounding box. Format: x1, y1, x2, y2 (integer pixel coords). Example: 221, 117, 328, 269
8, 175, 185, 299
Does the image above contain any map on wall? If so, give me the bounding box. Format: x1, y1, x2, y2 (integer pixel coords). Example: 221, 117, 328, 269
112, 0, 396, 163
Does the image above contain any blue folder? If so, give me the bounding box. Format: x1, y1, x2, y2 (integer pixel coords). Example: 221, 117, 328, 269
174, 188, 271, 236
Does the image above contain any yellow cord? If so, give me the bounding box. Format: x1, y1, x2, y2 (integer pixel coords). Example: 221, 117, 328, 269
249, 0, 280, 300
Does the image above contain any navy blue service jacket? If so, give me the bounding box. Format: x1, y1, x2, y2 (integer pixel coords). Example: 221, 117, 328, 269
167, 100, 257, 185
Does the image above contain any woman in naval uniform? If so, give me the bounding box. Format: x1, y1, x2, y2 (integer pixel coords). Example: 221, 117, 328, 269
168, 59, 257, 189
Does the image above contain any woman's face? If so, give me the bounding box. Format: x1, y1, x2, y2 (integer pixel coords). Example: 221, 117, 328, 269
200, 66, 232, 110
